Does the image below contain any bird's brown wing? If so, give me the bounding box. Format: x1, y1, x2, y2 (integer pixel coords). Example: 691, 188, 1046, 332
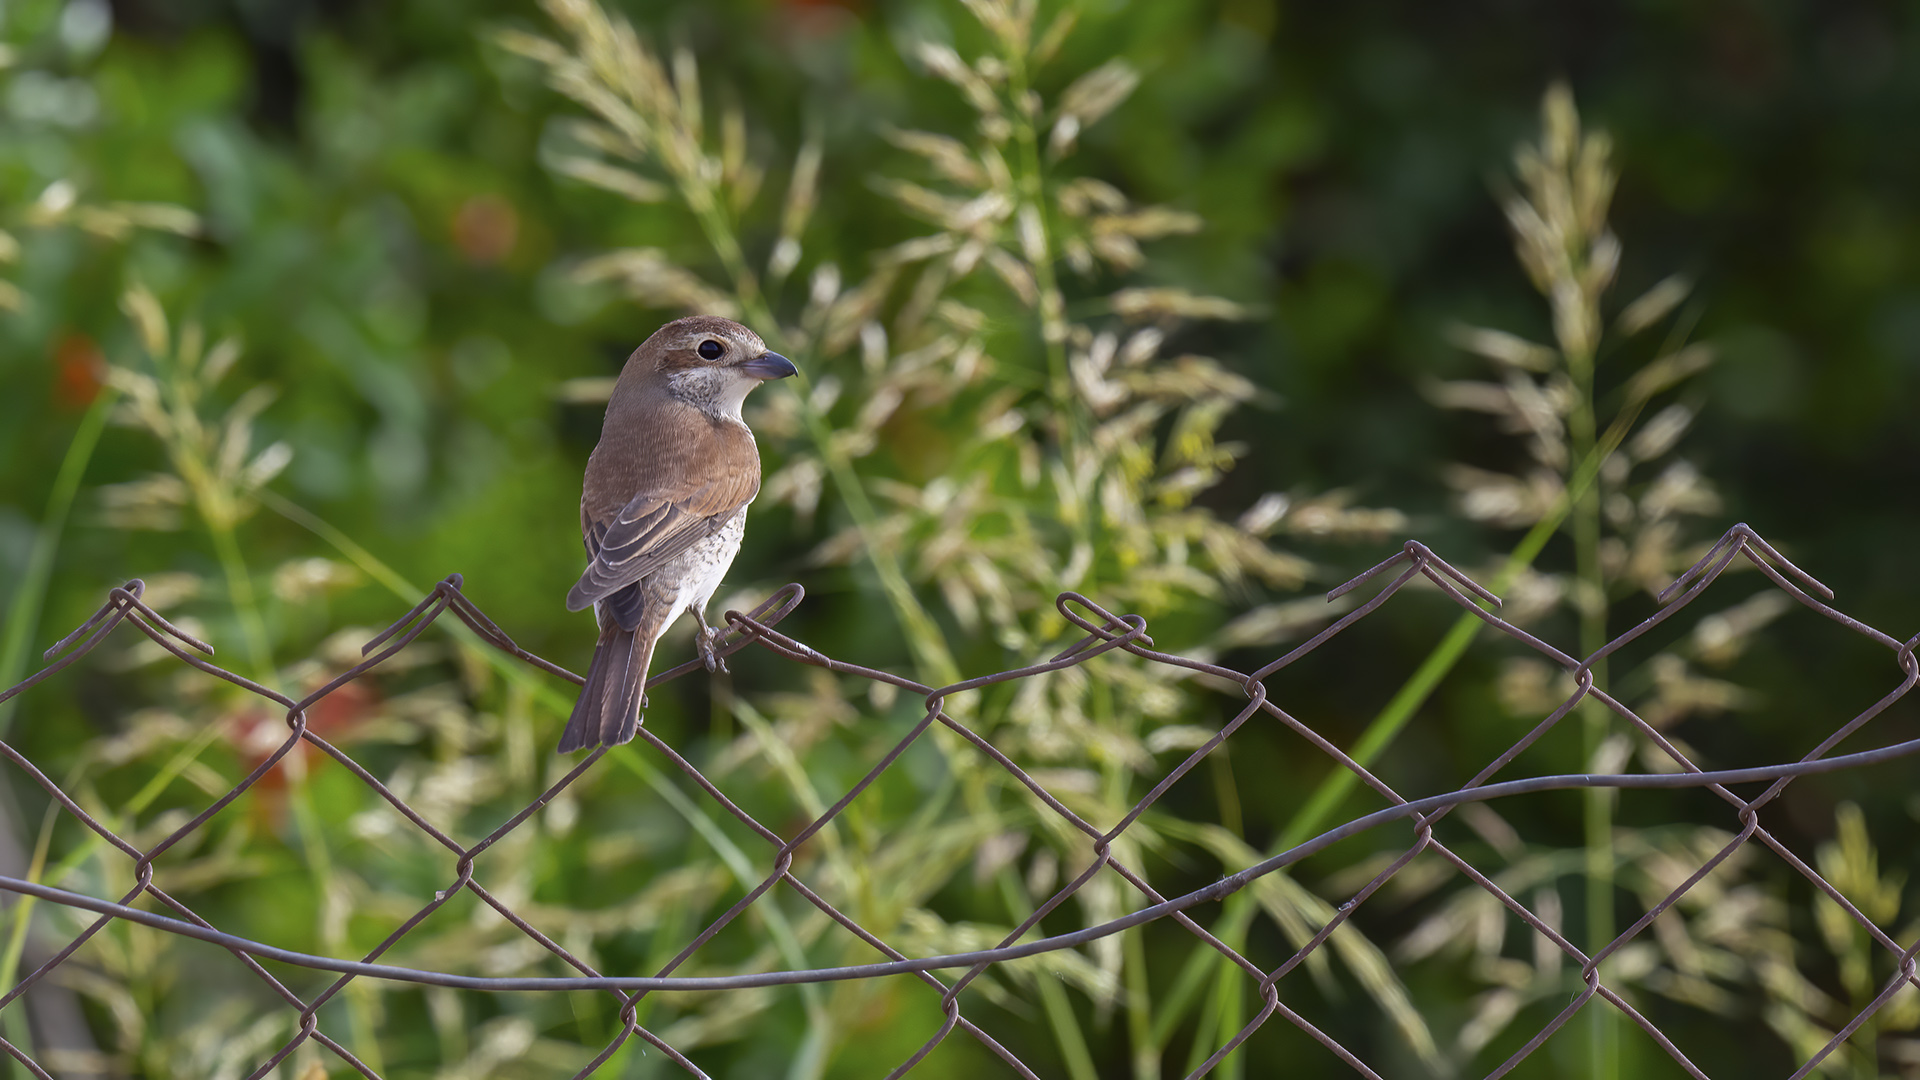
565, 464, 759, 615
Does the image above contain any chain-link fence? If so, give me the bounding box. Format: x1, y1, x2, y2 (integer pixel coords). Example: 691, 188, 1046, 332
1, 522, 1917, 1079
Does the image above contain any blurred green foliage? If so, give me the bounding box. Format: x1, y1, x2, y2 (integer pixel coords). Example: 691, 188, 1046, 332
2, 0, 1919, 1078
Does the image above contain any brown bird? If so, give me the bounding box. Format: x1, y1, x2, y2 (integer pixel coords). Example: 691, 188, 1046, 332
560, 315, 797, 753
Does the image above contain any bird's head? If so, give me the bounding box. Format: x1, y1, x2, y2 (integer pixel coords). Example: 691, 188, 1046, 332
626, 315, 798, 422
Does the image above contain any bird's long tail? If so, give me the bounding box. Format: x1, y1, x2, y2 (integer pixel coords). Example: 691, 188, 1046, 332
560, 609, 662, 752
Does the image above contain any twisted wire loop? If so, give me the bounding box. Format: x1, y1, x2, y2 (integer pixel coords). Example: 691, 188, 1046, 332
0, 523, 1915, 1076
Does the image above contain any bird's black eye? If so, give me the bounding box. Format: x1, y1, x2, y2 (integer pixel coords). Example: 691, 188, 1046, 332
697, 340, 724, 360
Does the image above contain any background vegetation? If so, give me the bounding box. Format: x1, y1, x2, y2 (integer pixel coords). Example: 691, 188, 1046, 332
2, 0, 1919, 1077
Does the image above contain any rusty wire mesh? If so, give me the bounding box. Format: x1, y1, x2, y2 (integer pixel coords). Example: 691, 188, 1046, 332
1, 521, 1918, 1079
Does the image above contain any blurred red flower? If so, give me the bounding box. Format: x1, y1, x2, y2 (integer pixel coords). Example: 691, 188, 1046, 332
53, 333, 105, 409
779, 0, 863, 37
451, 193, 520, 265
228, 677, 379, 827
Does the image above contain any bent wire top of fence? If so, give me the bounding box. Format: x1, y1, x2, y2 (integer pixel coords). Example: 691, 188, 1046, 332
0, 522, 1917, 1079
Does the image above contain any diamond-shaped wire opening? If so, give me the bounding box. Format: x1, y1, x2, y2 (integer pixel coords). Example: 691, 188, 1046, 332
617, 658, 1037, 1076
1578, 548, 1918, 1076
893, 620, 1256, 1073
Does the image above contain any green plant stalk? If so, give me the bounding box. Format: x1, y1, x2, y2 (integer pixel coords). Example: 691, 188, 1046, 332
611, 751, 830, 1080
263, 494, 545, 691
196, 485, 386, 1066
204, 512, 274, 685
1166, 400, 1645, 1076
287, 773, 383, 1073
1088, 662, 1136, 1054
0, 790, 60, 1077
1, 718, 227, 1080
980, 59, 1122, 1076
1184, 963, 1242, 1077
999, 33, 1104, 601
788, 380, 958, 688
1147, 935, 1208, 1052
1852, 1014, 1877, 1079
732, 698, 857, 907
1847, 927, 1874, 1080
993, 867, 1100, 1080
29, 723, 226, 896
0, 388, 118, 736
635, 894, 692, 1044
728, 696, 857, 1079
268, 490, 617, 741
1124, 926, 1157, 1080
953, 749, 1097, 1080
1209, 748, 1243, 840
1170, 500, 1568, 1073
259, 493, 415, 599
1037, 974, 1101, 1080
684, 181, 762, 317
0, 390, 115, 1079
1000, 40, 1072, 419
1565, 343, 1616, 1080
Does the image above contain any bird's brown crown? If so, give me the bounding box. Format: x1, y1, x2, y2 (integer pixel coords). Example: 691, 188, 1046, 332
628, 315, 768, 376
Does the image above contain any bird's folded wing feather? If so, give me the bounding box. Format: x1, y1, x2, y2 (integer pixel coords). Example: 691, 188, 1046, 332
566, 466, 759, 612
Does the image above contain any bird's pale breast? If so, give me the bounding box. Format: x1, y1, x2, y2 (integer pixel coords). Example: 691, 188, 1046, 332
637, 503, 748, 637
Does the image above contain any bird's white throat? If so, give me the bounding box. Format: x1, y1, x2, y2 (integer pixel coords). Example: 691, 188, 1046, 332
666, 366, 757, 423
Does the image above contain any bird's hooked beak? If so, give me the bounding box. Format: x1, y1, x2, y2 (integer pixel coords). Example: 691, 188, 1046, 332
739, 351, 798, 381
